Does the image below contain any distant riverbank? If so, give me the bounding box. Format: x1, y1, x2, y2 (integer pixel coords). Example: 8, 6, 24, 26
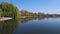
0, 17, 12, 21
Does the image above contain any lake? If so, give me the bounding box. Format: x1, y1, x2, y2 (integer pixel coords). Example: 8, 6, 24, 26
0, 18, 60, 34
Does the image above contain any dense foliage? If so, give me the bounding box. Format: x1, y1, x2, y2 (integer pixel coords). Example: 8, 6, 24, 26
19, 10, 46, 18
0, 2, 18, 19
0, 9, 2, 18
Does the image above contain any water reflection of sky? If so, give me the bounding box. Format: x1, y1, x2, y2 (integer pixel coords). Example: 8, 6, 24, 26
13, 18, 60, 34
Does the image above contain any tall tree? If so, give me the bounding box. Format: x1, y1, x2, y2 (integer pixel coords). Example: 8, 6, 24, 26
0, 2, 18, 19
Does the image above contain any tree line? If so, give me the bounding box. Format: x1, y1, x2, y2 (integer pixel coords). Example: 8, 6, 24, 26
0, 2, 60, 19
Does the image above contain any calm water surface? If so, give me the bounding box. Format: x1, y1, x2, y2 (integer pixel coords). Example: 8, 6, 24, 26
0, 18, 60, 34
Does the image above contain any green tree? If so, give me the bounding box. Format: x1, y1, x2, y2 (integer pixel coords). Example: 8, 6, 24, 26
0, 2, 18, 19
0, 9, 2, 18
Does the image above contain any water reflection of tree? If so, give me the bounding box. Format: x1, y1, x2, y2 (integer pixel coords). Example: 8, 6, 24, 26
18, 18, 32, 23
0, 19, 18, 34
18, 17, 45, 23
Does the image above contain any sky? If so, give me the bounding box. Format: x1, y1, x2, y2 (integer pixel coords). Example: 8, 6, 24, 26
0, 0, 60, 14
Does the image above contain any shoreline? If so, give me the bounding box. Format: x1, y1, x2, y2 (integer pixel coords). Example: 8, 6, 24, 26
0, 17, 12, 21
